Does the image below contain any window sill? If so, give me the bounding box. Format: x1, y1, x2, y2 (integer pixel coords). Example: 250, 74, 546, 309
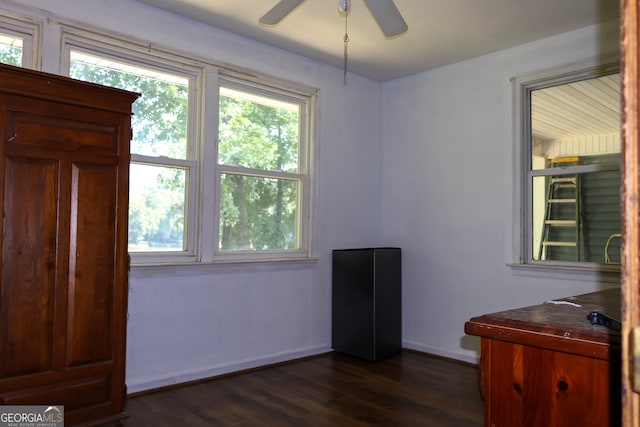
130, 256, 320, 278
508, 262, 620, 283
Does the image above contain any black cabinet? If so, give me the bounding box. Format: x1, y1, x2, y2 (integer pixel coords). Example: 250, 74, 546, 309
332, 247, 402, 361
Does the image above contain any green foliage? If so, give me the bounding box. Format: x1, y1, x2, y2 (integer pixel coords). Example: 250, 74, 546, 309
70, 61, 188, 158
0, 45, 22, 66
219, 94, 299, 172
219, 174, 298, 250
128, 165, 186, 250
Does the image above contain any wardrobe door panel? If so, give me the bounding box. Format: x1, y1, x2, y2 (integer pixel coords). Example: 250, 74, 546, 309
67, 163, 118, 366
0, 157, 59, 377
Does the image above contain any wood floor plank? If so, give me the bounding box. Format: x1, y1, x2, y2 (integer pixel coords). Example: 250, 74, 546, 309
120, 351, 484, 426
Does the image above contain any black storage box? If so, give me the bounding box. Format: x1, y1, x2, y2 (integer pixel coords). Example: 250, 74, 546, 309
332, 247, 402, 361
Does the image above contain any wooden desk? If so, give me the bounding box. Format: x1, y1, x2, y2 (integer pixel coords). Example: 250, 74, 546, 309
464, 288, 621, 427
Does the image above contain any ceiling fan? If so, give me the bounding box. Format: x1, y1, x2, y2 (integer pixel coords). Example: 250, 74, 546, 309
259, 0, 409, 38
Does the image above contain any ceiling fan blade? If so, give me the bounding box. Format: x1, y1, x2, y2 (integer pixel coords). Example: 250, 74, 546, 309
259, 0, 307, 26
363, 0, 408, 37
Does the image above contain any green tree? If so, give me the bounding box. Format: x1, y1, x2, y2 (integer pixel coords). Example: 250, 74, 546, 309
0, 44, 22, 66
218, 93, 300, 251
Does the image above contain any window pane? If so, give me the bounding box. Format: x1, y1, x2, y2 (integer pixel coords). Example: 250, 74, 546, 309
0, 33, 22, 66
69, 51, 189, 159
530, 73, 620, 171
532, 167, 621, 263
129, 163, 186, 252
219, 173, 299, 251
219, 87, 299, 173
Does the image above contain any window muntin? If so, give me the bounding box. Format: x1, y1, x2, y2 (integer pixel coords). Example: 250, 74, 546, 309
68, 48, 195, 255
522, 66, 621, 268
216, 82, 309, 256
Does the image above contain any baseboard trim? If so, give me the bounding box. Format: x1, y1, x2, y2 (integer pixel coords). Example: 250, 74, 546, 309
402, 348, 479, 368
126, 344, 332, 397
402, 340, 480, 365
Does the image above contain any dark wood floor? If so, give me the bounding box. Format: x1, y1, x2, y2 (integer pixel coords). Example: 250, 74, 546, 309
121, 351, 484, 426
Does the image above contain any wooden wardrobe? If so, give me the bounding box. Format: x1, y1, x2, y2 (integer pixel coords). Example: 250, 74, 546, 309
0, 64, 138, 425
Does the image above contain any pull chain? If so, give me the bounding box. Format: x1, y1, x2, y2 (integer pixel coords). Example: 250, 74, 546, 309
343, 12, 349, 85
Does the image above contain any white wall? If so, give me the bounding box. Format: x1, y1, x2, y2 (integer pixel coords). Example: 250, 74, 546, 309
381, 19, 621, 363
7, 0, 384, 392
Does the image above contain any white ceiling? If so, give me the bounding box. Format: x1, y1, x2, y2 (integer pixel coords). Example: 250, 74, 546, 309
133, 0, 620, 82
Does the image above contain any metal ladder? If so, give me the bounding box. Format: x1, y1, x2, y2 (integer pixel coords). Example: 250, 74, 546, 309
538, 175, 583, 261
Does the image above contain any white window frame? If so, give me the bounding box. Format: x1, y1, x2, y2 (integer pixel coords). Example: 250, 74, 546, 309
59, 27, 316, 266
511, 55, 621, 276
0, 12, 41, 69
212, 75, 313, 262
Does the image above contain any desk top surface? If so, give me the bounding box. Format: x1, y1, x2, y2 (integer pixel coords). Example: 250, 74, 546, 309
465, 288, 620, 355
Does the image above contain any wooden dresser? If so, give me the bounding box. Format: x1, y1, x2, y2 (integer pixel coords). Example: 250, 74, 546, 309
0, 64, 138, 425
465, 288, 621, 427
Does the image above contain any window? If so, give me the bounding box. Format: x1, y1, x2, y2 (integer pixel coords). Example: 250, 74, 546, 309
216, 81, 310, 259
63, 32, 314, 264
515, 58, 621, 269
0, 15, 40, 68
